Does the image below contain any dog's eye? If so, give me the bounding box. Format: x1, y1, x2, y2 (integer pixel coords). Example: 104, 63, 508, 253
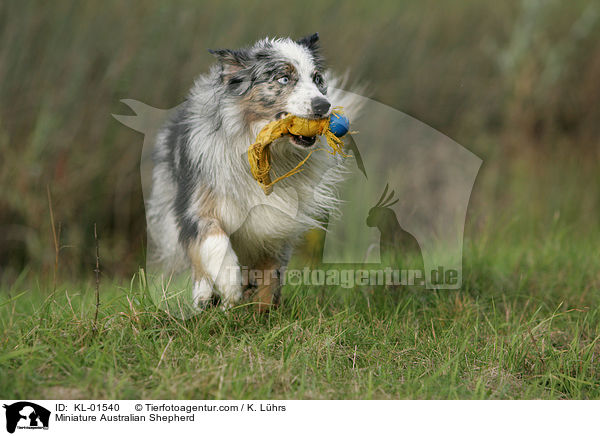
277, 76, 289, 85
313, 73, 324, 87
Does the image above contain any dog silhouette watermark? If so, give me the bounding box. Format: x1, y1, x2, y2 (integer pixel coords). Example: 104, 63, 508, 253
114, 89, 481, 317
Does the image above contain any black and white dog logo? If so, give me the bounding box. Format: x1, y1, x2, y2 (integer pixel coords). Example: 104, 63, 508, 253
3, 402, 50, 434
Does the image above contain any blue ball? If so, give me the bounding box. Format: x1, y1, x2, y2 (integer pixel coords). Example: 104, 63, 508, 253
329, 113, 350, 137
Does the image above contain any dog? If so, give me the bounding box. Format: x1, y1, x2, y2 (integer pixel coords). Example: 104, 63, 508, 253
147, 33, 361, 312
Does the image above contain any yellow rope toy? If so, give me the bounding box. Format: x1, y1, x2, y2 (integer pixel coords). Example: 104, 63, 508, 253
248, 110, 350, 195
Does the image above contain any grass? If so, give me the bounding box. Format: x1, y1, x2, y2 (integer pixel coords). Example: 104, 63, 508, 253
1, 224, 599, 399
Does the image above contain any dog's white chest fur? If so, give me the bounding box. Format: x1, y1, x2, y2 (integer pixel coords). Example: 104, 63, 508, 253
216, 184, 307, 263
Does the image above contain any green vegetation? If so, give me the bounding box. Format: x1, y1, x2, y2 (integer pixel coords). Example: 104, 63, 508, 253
1, 0, 598, 276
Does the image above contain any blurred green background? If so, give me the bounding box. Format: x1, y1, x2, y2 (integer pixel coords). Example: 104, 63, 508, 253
0, 0, 598, 282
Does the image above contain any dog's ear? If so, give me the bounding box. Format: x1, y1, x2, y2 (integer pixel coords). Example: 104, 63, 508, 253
209, 48, 253, 95
297, 33, 319, 52
208, 48, 251, 74
297, 33, 324, 70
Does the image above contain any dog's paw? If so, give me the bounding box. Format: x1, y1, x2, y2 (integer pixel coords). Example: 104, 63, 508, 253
218, 282, 243, 310
192, 278, 214, 309
242, 285, 258, 302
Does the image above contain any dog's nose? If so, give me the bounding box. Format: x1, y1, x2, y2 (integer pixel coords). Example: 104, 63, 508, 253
311, 97, 331, 117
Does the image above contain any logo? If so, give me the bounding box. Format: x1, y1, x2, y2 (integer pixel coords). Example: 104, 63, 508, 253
3, 402, 50, 434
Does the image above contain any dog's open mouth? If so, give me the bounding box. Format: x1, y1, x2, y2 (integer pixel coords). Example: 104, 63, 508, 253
275, 111, 318, 147
290, 134, 317, 147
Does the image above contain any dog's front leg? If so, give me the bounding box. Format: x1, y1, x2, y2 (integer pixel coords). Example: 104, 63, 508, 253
188, 223, 242, 309
247, 258, 282, 313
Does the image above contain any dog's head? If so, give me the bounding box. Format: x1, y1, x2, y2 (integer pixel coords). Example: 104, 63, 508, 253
210, 33, 331, 149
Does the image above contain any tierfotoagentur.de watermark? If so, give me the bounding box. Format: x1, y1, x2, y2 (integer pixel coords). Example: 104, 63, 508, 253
233, 266, 460, 288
